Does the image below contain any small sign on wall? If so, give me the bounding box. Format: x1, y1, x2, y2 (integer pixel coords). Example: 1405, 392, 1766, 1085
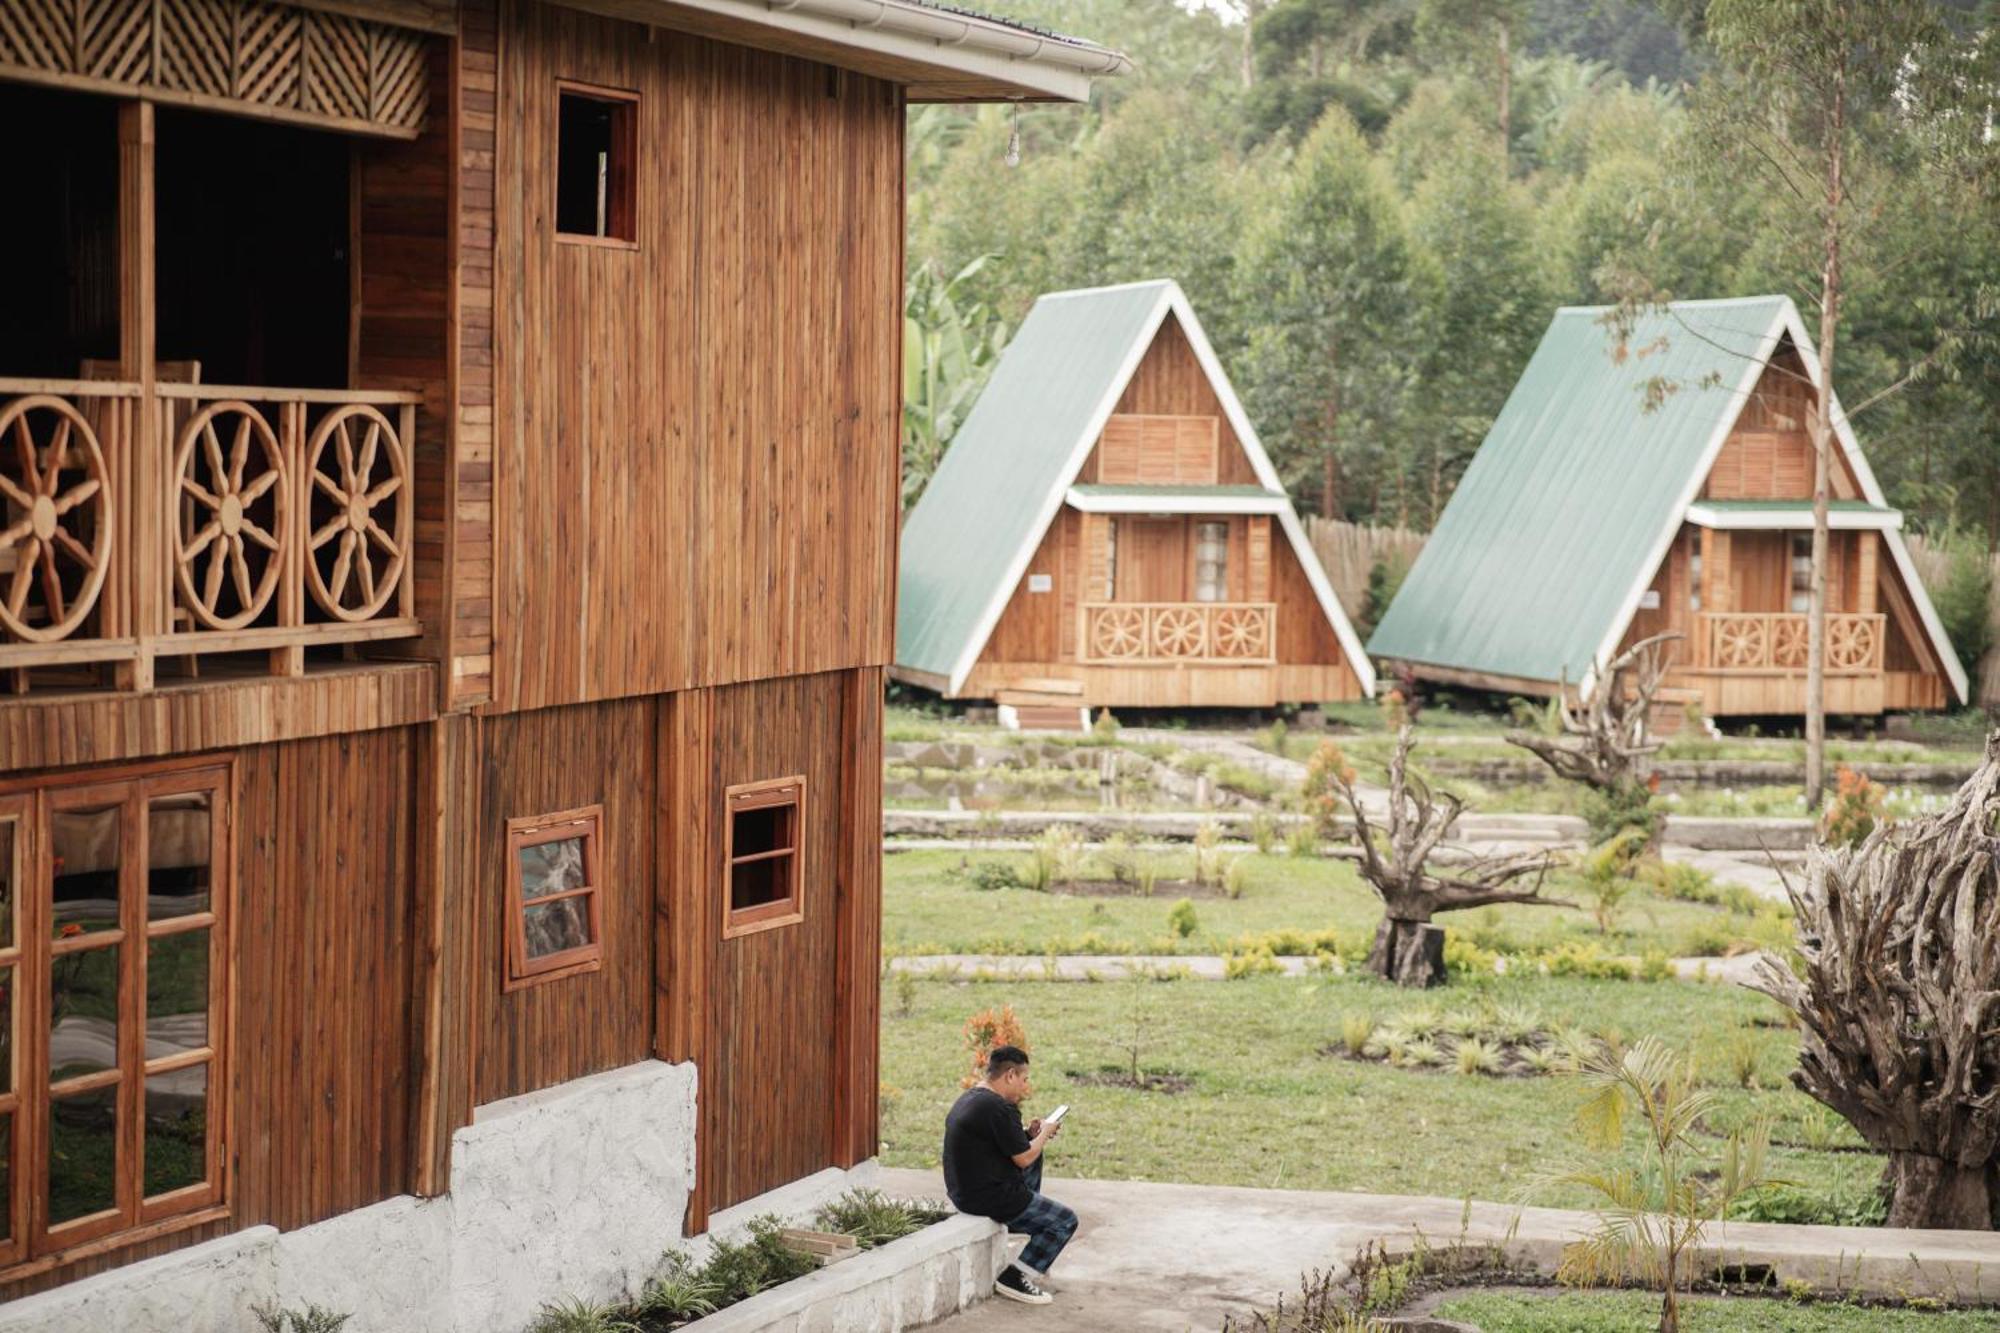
1028, 574, 1053, 594
1639, 589, 1661, 610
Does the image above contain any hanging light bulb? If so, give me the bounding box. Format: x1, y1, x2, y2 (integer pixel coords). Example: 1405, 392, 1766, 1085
1006, 103, 1021, 168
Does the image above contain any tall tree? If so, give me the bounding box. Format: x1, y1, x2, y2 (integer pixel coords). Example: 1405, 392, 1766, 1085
1417, 0, 1531, 171
1699, 0, 1984, 807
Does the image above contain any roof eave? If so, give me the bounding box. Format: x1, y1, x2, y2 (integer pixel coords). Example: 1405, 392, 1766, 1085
1065, 487, 1289, 516
1685, 502, 1904, 532
580, 0, 1131, 102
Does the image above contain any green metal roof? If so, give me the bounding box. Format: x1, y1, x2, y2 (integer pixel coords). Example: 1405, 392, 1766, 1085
896, 282, 1174, 681
1368, 297, 1791, 684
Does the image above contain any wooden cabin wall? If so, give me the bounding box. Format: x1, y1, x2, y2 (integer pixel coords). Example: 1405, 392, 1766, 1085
354, 41, 454, 669
468, 698, 657, 1105
492, 0, 903, 713
984, 515, 1070, 664
1272, 538, 1343, 665
1076, 319, 1259, 486
1702, 346, 1861, 501
2, 725, 422, 1300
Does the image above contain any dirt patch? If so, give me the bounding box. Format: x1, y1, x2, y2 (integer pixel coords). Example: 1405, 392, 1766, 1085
1066, 1066, 1194, 1094
1048, 877, 1229, 900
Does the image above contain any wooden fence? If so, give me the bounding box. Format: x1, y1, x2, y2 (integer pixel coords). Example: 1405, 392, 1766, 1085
1309, 518, 2000, 707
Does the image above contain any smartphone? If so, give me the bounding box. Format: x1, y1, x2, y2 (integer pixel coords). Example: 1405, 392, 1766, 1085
1045, 1104, 1070, 1126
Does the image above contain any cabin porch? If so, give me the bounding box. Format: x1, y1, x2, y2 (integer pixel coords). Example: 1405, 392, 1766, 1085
1623, 506, 1949, 716
0, 76, 438, 699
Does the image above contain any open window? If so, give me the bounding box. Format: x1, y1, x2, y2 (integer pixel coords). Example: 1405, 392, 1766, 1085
723, 778, 805, 939
555, 82, 638, 246
505, 806, 604, 989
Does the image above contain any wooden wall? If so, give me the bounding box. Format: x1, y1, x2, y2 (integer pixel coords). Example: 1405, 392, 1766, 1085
1702, 346, 1860, 501
491, 0, 903, 713
1076, 319, 1259, 487
451, 0, 499, 705
3, 725, 423, 1299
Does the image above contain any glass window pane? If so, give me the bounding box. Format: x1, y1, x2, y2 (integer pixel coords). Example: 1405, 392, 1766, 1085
51, 944, 119, 1083
0, 964, 11, 1095
517, 836, 587, 901
732, 804, 794, 859
52, 805, 121, 938
49, 1085, 119, 1225
522, 897, 591, 959
0, 1112, 10, 1243
731, 855, 792, 913
147, 793, 211, 921
0, 818, 14, 950
147, 930, 209, 1060
144, 1064, 208, 1199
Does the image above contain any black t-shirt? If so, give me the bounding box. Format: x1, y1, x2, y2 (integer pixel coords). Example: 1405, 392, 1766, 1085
942, 1086, 1033, 1220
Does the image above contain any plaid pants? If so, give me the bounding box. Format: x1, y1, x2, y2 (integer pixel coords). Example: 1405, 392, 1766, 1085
1003, 1158, 1077, 1275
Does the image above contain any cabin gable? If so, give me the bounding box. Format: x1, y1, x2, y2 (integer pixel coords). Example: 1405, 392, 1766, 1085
1699, 343, 1862, 503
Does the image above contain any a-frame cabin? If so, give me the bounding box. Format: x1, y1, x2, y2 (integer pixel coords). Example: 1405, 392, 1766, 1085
895, 280, 1373, 726
1370, 297, 1966, 722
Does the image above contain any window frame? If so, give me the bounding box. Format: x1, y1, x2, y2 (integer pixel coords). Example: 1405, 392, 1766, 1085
0, 756, 233, 1279
722, 777, 806, 940
553, 79, 640, 250
504, 805, 606, 991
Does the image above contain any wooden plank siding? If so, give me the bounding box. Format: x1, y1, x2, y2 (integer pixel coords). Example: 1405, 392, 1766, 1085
1, 725, 423, 1300
452, 0, 499, 705
1075, 318, 1259, 487
490, 0, 903, 713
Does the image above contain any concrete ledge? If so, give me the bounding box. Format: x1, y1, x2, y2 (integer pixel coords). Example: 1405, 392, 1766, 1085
685, 1213, 1004, 1332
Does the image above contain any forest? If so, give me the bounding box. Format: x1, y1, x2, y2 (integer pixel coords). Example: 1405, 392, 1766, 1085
903, 0, 2000, 549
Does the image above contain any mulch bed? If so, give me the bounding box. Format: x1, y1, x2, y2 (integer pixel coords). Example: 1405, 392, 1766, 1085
1066, 1066, 1194, 1094
1046, 877, 1231, 899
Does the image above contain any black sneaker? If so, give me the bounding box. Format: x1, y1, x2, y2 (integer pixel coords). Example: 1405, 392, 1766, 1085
995, 1266, 1053, 1305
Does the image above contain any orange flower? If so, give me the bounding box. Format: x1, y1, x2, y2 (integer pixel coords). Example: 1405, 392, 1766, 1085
59, 923, 82, 938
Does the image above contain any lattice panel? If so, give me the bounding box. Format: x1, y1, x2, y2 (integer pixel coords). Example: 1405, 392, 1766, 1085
0, 0, 428, 135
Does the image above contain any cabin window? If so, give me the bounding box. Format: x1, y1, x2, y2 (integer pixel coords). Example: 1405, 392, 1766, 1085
505, 807, 605, 989
0, 763, 230, 1272
724, 778, 805, 939
1688, 542, 1703, 612
1194, 522, 1229, 602
1789, 534, 1812, 613
555, 84, 638, 245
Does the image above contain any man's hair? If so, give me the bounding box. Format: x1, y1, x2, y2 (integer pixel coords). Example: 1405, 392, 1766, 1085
986, 1044, 1030, 1078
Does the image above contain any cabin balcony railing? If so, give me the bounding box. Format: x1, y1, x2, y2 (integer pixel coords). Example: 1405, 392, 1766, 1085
1699, 612, 1885, 674
0, 377, 420, 688
1081, 601, 1277, 665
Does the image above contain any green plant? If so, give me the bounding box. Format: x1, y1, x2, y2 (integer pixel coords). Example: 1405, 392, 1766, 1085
960, 1005, 1028, 1089
1191, 821, 1226, 886
813, 1189, 945, 1249
1403, 1037, 1445, 1067
1720, 1025, 1762, 1090
523, 1297, 640, 1333
1262, 717, 1293, 760
1518, 1044, 1563, 1076
1137, 854, 1161, 898
1026, 823, 1084, 891
702, 1218, 818, 1303
1573, 829, 1649, 934
1638, 950, 1674, 983
1091, 707, 1122, 740
1224, 947, 1283, 979
1302, 740, 1358, 837
1339, 1012, 1375, 1057
1553, 1036, 1780, 1333
1222, 855, 1250, 900
954, 859, 1023, 893
1096, 833, 1139, 885
1166, 897, 1199, 940
637, 1253, 724, 1321
893, 969, 918, 1018
1249, 811, 1279, 855
1578, 782, 1660, 846
1286, 818, 1318, 858
252, 1304, 353, 1333
1455, 1036, 1502, 1076
1930, 524, 1994, 678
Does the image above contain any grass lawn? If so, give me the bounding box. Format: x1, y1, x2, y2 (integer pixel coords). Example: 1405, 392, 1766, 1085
883, 849, 1787, 961
878, 974, 1882, 1219
1433, 1290, 2000, 1330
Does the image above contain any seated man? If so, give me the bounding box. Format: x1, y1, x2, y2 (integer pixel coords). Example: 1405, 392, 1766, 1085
942, 1044, 1077, 1306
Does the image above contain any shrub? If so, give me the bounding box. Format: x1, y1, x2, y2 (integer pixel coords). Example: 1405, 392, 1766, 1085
1222, 856, 1250, 899
1443, 936, 1500, 976
1096, 833, 1139, 885
893, 969, 918, 1018
961, 1005, 1029, 1089
1638, 950, 1674, 982
1720, 1025, 1762, 1090
1731, 1181, 1887, 1228
1339, 1012, 1375, 1056
1402, 1037, 1445, 1067
1026, 823, 1084, 890
1301, 741, 1358, 836
1223, 948, 1283, 979
1579, 782, 1659, 845
636, 1254, 723, 1322
955, 859, 1024, 893
1262, 717, 1293, 759
1821, 765, 1885, 847
1929, 524, 1994, 678
814, 1189, 947, 1249
1537, 940, 1635, 980
1286, 818, 1319, 858
1360, 553, 1409, 638
1166, 897, 1199, 939
1249, 811, 1279, 855
253, 1305, 353, 1333
1574, 828, 1649, 934
702, 1218, 818, 1303
1191, 821, 1226, 885
523, 1298, 638, 1333
1137, 855, 1162, 898
1455, 1037, 1502, 1076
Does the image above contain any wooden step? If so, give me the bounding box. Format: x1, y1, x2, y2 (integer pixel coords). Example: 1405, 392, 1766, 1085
1005, 704, 1087, 732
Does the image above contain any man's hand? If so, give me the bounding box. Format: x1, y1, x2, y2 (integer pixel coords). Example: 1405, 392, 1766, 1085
1035, 1118, 1062, 1144
1026, 1119, 1041, 1138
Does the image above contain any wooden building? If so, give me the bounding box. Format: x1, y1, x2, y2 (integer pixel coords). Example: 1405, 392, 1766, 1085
1369, 297, 1966, 721
894, 280, 1374, 727
0, 0, 1125, 1324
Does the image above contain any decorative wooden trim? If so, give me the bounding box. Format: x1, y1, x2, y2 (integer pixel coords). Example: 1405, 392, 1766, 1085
0, 0, 429, 138
552, 78, 638, 246
721, 776, 804, 940
501, 804, 604, 992
0, 794, 26, 1268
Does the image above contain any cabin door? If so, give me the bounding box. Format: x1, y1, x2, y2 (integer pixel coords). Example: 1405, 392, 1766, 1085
1114, 518, 1187, 602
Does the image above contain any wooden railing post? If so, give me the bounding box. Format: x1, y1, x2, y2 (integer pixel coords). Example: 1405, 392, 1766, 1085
117, 100, 156, 692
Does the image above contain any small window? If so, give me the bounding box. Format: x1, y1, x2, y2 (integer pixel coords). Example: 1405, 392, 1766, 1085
505, 806, 604, 989
724, 778, 805, 939
555, 84, 637, 245
1789, 533, 1812, 613
1193, 521, 1229, 602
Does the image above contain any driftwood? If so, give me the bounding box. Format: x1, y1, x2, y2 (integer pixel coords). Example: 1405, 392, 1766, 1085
1751, 730, 2000, 1229
1325, 723, 1567, 987
1506, 632, 1682, 793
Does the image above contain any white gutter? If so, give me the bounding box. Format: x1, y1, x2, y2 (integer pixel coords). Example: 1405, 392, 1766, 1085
1065, 487, 1290, 516
649, 0, 1132, 101
1685, 503, 1903, 532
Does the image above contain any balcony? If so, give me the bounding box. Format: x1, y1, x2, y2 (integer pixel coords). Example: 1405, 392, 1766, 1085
1081, 602, 1276, 665
1699, 612, 1884, 674
0, 377, 420, 691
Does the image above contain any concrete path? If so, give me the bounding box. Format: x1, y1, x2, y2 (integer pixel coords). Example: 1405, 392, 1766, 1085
887, 951, 1765, 985
883, 1168, 2000, 1331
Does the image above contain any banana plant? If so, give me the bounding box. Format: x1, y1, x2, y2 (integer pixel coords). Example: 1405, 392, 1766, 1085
902, 254, 1011, 510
